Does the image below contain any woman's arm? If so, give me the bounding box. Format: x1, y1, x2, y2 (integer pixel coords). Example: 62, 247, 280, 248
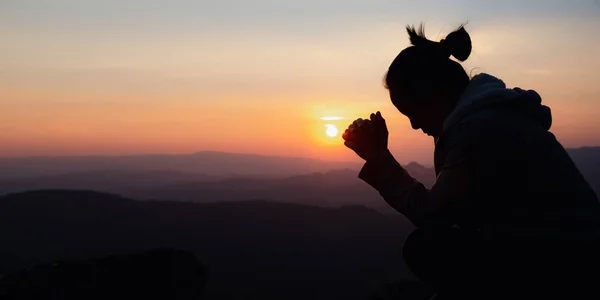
342, 112, 479, 228
359, 133, 476, 229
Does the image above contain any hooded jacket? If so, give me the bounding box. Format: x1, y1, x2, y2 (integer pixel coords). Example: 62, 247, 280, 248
359, 73, 600, 242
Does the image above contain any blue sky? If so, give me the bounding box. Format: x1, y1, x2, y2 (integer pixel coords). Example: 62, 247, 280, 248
1, 1, 598, 30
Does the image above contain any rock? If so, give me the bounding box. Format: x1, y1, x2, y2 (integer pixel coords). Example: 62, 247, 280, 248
0, 248, 207, 300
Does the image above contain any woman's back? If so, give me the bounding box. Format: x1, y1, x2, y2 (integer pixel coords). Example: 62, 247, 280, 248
436, 73, 600, 243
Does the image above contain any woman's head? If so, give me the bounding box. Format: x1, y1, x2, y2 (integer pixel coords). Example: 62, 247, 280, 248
384, 24, 472, 137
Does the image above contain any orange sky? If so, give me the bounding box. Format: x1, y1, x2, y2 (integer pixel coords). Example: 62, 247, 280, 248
1, 2, 599, 165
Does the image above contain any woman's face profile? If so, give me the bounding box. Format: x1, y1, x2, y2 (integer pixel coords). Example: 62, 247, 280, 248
390, 88, 438, 137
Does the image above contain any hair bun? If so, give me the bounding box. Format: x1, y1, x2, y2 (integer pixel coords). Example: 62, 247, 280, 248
406, 24, 472, 62
441, 26, 472, 62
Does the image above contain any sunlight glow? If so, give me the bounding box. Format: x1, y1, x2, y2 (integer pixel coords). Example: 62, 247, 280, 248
325, 124, 338, 138
320, 116, 344, 121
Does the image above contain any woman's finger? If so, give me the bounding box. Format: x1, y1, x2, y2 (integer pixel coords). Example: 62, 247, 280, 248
348, 126, 357, 135
359, 119, 372, 129
369, 113, 378, 130
360, 121, 373, 133
375, 111, 386, 128
343, 128, 360, 141
342, 129, 351, 140
376, 111, 385, 123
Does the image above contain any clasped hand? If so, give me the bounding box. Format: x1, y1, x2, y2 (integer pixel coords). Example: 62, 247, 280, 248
342, 111, 389, 161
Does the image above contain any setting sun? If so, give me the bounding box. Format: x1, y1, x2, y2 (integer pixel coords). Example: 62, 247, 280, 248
325, 124, 339, 138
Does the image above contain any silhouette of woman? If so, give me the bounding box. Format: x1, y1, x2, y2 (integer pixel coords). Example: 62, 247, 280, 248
343, 24, 600, 300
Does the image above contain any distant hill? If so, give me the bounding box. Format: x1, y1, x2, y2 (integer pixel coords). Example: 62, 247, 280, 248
0, 147, 597, 212
0, 170, 219, 195
0, 151, 362, 179
0, 165, 436, 214
0, 190, 414, 299
0, 147, 594, 181
127, 169, 391, 213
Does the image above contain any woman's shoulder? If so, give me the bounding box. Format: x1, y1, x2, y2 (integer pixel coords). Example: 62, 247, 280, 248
437, 108, 540, 160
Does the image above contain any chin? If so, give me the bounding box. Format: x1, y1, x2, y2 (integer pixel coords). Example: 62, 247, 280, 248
423, 128, 438, 137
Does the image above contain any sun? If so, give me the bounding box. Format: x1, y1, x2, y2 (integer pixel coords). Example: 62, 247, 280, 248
325, 124, 339, 138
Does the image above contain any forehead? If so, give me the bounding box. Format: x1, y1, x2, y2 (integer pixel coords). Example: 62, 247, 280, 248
389, 87, 415, 115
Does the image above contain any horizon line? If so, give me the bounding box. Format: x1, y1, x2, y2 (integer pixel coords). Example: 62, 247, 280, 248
0, 146, 598, 168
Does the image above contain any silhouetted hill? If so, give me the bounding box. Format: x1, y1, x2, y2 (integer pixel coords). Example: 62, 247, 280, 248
0, 166, 436, 214
567, 147, 600, 193
0, 170, 219, 196
136, 169, 387, 209
0, 190, 414, 299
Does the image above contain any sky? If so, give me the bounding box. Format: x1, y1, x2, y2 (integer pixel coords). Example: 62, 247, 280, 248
1, 0, 600, 164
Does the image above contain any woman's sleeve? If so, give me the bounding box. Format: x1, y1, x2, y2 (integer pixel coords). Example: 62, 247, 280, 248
358, 123, 480, 229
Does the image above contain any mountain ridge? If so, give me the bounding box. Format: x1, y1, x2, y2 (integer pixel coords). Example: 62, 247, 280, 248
0, 147, 597, 212
0, 189, 414, 299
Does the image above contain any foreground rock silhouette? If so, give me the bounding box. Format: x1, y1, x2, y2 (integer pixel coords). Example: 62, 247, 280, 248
0, 248, 207, 300
368, 280, 433, 300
